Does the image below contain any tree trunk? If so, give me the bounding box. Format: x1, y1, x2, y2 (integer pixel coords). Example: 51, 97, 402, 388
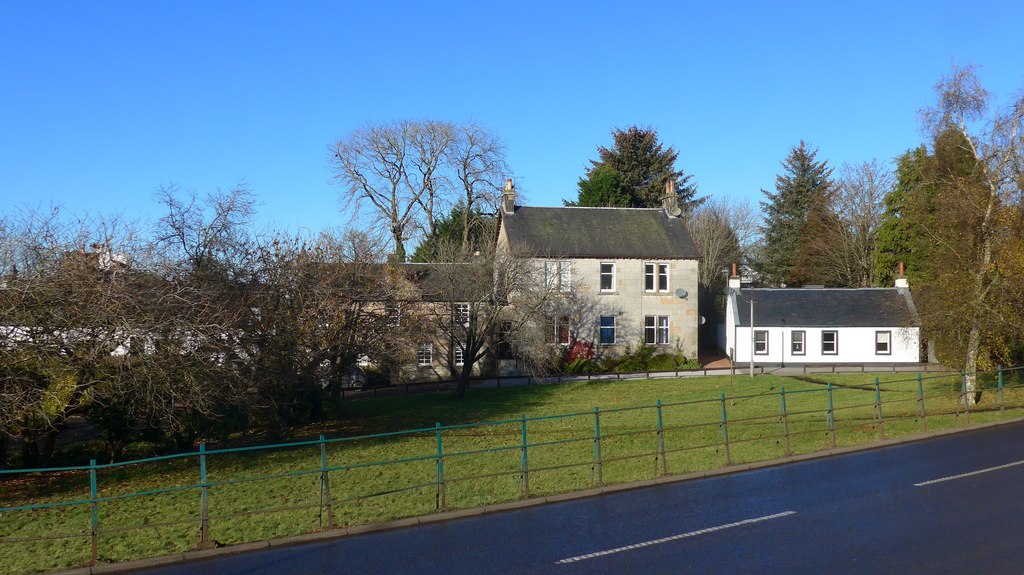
454, 362, 473, 397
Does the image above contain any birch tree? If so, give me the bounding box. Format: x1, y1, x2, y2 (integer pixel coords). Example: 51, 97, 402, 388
917, 65, 1024, 401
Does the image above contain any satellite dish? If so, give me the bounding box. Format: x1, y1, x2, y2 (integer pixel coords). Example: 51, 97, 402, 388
668, 206, 682, 217
675, 288, 688, 299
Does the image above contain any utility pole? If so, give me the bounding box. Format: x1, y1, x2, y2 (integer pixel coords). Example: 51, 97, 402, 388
749, 296, 755, 378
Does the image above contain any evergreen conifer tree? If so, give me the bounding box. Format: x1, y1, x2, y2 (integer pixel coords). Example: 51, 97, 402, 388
756, 141, 834, 286
574, 126, 699, 208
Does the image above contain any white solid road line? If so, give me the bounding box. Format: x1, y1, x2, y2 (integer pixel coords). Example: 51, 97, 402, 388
914, 459, 1024, 487
554, 511, 798, 565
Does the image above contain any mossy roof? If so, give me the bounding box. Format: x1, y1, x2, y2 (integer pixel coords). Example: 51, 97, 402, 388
501, 206, 701, 259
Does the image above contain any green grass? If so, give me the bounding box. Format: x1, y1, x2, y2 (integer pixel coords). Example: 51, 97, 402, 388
3, 370, 1024, 575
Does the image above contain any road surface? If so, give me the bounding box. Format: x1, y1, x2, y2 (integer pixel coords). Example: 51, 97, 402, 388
135, 421, 1024, 574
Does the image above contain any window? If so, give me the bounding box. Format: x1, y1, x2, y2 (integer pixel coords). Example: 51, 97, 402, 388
822, 331, 838, 355
599, 316, 616, 344
454, 344, 465, 366
496, 322, 514, 360
452, 303, 469, 328
875, 331, 891, 355
644, 262, 669, 292
544, 260, 572, 292
417, 343, 433, 367
556, 316, 571, 345
754, 330, 769, 355
600, 263, 615, 292
385, 303, 401, 327
644, 315, 670, 344
791, 331, 805, 355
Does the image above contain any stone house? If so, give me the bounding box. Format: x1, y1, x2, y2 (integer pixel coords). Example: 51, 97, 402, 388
496, 181, 702, 363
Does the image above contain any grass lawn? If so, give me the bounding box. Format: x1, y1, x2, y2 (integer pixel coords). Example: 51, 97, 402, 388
3, 369, 1024, 575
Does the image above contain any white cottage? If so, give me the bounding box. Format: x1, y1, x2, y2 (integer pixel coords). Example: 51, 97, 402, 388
719, 267, 922, 366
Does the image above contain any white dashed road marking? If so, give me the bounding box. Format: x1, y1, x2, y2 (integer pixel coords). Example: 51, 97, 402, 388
914, 459, 1024, 487
554, 511, 797, 565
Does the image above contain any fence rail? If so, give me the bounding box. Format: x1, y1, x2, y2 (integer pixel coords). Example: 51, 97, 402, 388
2, 365, 1023, 575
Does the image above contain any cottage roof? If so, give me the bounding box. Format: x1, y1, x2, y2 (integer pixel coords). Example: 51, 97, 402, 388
501, 206, 701, 259
734, 288, 918, 328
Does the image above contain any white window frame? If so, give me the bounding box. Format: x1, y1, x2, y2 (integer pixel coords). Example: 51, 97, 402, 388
417, 343, 433, 367
644, 315, 670, 344
791, 330, 805, 355
822, 331, 838, 355
452, 303, 469, 328
754, 330, 769, 355
875, 330, 891, 355
454, 344, 465, 366
599, 315, 616, 345
544, 260, 572, 292
599, 262, 615, 292
644, 262, 669, 292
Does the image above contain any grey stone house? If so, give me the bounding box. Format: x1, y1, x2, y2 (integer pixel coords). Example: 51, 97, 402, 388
496, 181, 702, 362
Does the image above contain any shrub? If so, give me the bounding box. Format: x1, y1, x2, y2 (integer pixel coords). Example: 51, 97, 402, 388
564, 358, 600, 374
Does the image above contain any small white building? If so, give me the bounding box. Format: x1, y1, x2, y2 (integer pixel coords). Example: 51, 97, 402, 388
718, 270, 922, 366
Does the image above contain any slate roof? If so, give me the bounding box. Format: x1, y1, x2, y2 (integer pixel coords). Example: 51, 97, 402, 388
501, 207, 701, 259
401, 262, 476, 302
734, 288, 918, 328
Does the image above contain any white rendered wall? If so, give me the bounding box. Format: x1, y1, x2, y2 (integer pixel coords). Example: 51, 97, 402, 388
730, 326, 920, 364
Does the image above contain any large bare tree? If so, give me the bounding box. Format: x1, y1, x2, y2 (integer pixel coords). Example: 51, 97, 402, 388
331, 120, 510, 260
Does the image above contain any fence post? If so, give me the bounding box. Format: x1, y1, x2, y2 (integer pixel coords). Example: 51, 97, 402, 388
827, 383, 836, 448
780, 388, 791, 456
720, 393, 731, 465
435, 422, 445, 511
998, 366, 1005, 419
593, 407, 603, 487
917, 373, 927, 432
89, 459, 98, 565
874, 377, 885, 440
520, 414, 529, 498
656, 400, 668, 476
199, 443, 209, 546
961, 371, 970, 425
319, 435, 333, 530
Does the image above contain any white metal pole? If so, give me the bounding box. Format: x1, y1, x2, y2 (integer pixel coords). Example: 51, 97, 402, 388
749, 296, 754, 378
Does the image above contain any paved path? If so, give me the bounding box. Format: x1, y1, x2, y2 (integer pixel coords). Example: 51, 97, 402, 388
134, 421, 1024, 574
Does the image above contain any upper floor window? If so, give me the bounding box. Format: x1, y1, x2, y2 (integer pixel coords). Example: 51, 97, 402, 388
452, 303, 469, 328
822, 331, 838, 355
600, 263, 615, 292
644, 262, 669, 292
545, 260, 572, 292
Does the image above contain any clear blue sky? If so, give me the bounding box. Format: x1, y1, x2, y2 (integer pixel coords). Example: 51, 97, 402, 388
3, 1, 1023, 235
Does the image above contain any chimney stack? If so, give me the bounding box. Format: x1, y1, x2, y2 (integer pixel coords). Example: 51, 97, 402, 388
728, 262, 741, 290
895, 261, 909, 289
662, 180, 680, 216
502, 178, 515, 215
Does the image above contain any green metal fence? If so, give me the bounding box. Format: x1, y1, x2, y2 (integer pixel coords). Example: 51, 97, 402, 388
2, 366, 1023, 574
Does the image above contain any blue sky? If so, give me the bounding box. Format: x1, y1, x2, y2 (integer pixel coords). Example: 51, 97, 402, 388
3, 1, 1023, 236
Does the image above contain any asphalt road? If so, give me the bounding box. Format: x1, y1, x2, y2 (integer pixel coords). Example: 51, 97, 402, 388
136, 422, 1024, 574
